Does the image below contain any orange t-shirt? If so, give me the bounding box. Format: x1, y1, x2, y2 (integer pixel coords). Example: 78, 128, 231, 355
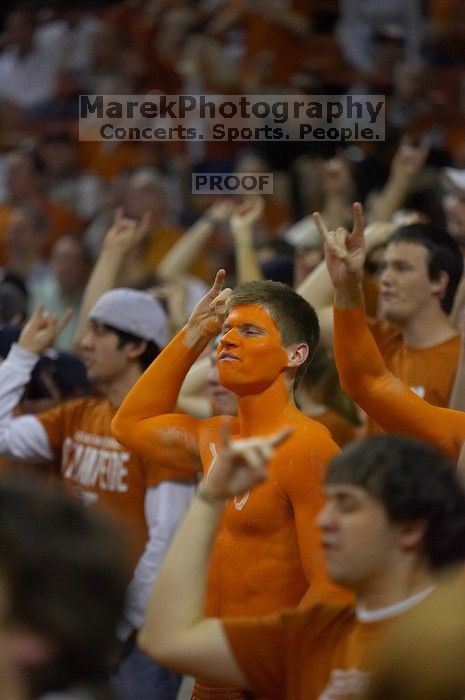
224, 603, 389, 700
37, 396, 194, 568
366, 317, 460, 435
334, 305, 465, 459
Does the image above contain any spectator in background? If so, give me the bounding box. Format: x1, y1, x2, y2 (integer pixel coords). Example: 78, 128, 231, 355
28, 234, 91, 351
0, 7, 63, 114
120, 167, 211, 286
336, 0, 424, 83
0, 149, 83, 263
38, 131, 106, 222
1, 204, 51, 297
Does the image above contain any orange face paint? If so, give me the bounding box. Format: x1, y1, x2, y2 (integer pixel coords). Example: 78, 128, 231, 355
216, 304, 289, 396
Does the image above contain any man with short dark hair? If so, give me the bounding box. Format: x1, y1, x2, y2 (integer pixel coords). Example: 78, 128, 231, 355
138, 433, 465, 700
304, 207, 464, 430
113, 271, 349, 700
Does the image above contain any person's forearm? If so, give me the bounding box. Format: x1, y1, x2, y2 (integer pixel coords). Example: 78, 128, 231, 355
369, 173, 412, 223
156, 216, 214, 281
233, 225, 262, 283
333, 279, 364, 310
139, 488, 224, 657
71, 245, 126, 350
297, 258, 333, 310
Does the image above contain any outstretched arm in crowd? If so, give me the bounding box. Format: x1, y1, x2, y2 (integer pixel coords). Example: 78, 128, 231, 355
138, 427, 291, 685
111, 271, 231, 472
230, 196, 264, 283
368, 137, 429, 224
314, 203, 465, 460
0, 306, 72, 462
156, 202, 232, 283
72, 210, 150, 350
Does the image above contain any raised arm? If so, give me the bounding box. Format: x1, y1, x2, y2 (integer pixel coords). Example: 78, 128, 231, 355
111, 271, 230, 471
368, 137, 430, 224
156, 202, 232, 282
72, 210, 150, 350
0, 306, 72, 462
138, 427, 291, 686
230, 196, 264, 283
314, 204, 465, 459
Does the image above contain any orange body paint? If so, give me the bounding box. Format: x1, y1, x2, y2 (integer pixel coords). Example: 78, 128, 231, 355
113, 303, 352, 700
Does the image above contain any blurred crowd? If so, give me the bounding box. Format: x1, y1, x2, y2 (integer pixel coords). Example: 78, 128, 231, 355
0, 0, 465, 698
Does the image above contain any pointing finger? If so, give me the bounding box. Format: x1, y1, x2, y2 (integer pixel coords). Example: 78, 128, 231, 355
313, 211, 329, 245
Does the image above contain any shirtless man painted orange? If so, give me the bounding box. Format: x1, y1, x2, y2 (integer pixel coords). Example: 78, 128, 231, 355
112, 271, 350, 700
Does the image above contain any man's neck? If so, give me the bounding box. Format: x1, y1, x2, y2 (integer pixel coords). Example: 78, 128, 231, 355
399, 306, 457, 348
355, 564, 436, 617
236, 374, 297, 436
102, 366, 144, 407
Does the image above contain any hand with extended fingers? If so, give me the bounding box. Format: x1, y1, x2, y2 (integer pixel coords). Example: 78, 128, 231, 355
184, 269, 232, 348
313, 202, 366, 289
19, 305, 73, 355
201, 425, 293, 502
391, 136, 430, 182
102, 208, 151, 254
230, 196, 264, 236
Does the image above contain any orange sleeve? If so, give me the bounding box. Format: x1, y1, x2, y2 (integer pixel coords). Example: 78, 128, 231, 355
334, 305, 465, 459
111, 328, 203, 473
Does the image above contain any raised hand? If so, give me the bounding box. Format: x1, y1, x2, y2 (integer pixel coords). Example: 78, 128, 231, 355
230, 196, 264, 235
205, 201, 234, 225
102, 208, 151, 254
19, 305, 73, 355
202, 425, 293, 501
313, 202, 365, 289
391, 136, 430, 181
185, 270, 231, 348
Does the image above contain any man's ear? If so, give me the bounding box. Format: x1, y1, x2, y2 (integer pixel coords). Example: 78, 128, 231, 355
431, 270, 449, 302
398, 519, 427, 552
286, 343, 309, 369
126, 339, 148, 360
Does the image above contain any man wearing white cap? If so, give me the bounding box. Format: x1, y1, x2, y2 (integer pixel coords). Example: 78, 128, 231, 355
0, 287, 195, 700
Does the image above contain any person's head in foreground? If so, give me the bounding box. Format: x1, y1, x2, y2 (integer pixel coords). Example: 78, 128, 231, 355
0, 473, 128, 698
321, 435, 465, 591
217, 279, 320, 396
